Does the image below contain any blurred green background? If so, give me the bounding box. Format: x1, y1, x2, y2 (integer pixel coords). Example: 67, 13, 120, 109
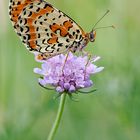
0, 0, 140, 140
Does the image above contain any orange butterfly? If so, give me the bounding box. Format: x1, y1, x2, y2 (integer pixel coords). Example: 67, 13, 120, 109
9, 0, 110, 60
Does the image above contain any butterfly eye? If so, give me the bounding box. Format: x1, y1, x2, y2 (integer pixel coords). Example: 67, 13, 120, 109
89, 30, 96, 42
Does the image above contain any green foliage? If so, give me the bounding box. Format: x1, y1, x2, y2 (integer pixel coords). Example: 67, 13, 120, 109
0, 0, 140, 140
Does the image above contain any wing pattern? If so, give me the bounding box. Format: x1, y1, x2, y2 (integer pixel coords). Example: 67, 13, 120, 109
9, 0, 86, 60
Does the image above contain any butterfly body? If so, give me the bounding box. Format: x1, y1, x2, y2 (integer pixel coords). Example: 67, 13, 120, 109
9, 0, 96, 60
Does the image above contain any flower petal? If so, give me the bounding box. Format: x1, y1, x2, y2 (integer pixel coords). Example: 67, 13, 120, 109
56, 86, 64, 93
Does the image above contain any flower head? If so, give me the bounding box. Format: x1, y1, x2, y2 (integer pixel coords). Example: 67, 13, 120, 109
34, 52, 104, 94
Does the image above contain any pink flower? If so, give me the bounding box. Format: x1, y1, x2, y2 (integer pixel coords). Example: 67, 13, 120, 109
34, 53, 104, 94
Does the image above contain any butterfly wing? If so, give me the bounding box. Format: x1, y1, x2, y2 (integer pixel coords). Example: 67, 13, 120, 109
9, 0, 86, 60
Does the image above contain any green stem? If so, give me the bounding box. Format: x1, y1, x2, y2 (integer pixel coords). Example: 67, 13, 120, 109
47, 93, 67, 140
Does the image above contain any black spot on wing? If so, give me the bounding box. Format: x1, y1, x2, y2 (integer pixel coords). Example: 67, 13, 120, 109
58, 43, 63, 47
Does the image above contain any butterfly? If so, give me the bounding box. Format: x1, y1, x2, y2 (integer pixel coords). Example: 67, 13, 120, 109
9, 0, 101, 60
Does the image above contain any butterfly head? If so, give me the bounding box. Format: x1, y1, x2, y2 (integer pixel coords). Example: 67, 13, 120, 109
89, 30, 96, 42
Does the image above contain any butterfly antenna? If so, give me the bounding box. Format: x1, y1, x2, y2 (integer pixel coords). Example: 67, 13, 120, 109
94, 25, 115, 30
93, 10, 110, 30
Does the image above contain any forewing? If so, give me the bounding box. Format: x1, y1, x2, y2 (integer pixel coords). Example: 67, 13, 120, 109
9, 0, 86, 60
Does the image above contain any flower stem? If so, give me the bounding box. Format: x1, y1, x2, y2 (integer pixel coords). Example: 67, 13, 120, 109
47, 93, 67, 140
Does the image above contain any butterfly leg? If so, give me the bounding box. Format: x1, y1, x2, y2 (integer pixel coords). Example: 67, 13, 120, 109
83, 51, 92, 79
62, 50, 70, 73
